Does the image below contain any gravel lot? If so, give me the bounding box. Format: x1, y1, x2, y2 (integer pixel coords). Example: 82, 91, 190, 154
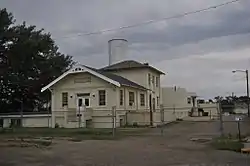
0, 117, 250, 166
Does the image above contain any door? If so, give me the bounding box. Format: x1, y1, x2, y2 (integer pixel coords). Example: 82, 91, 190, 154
76, 97, 90, 127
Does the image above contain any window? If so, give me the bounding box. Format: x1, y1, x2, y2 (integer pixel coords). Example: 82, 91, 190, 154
78, 98, 83, 107
129, 92, 135, 106
148, 73, 151, 86
187, 97, 191, 104
85, 98, 90, 107
120, 90, 123, 105
10, 119, 22, 127
156, 77, 159, 87
0, 119, 3, 127
152, 75, 155, 86
99, 90, 106, 106
140, 94, 145, 106
157, 96, 159, 106
62, 92, 68, 107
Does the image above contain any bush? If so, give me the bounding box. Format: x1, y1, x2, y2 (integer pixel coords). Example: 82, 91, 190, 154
211, 137, 244, 152
202, 112, 209, 116
55, 123, 60, 128
132, 122, 138, 127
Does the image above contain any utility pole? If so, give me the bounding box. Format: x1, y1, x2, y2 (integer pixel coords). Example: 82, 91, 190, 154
232, 69, 250, 117
246, 70, 249, 117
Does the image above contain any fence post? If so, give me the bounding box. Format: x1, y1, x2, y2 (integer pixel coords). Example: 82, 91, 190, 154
218, 102, 224, 136
20, 100, 23, 127
160, 104, 164, 135
78, 105, 81, 128
209, 110, 212, 120
112, 106, 116, 137
47, 103, 50, 128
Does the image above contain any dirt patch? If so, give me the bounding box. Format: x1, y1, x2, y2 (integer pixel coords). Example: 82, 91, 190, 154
0, 119, 250, 165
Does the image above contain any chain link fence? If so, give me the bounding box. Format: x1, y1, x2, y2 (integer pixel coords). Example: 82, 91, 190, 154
1, 103, 249, 138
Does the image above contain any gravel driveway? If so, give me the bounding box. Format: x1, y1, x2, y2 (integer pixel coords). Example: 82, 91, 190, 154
0, 118, 250, 166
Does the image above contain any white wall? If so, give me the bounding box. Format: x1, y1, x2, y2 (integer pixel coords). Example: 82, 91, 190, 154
234, 108, 248, 114
198, 103, 219, 118
110, 68, 148, 88
52, 72, 117, 111
161, 87, 191, 107
51, 72, 118, 128
23, 117, 51, 127
2, 116, 51, 128
110, 68, 161, 110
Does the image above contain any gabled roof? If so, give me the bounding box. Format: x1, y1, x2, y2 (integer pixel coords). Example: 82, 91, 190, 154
100, 60, 165, 74
41, 65, 121, 92
41, 65, 147, 92
84, 66, 147, 90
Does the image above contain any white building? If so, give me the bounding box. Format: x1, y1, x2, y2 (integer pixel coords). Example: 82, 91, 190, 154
41, 60, 165, 128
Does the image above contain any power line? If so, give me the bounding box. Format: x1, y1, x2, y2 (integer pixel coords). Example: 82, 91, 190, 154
56, 0, 240, 39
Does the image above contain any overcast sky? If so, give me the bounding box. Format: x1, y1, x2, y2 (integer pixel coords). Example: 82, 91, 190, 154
1, 0, 250, 98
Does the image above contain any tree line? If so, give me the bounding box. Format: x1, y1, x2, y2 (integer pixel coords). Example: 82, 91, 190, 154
0, 8, 74, 113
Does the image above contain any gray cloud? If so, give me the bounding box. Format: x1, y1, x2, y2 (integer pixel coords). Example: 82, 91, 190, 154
1, 0, 250, 97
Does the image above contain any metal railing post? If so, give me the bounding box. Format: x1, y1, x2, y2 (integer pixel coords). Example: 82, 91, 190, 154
112, 106, 116, 137
219, 101, 224, 136
160, 104, 164, 135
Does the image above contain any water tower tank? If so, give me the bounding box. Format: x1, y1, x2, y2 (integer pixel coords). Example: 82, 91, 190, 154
108, 39, 128, 65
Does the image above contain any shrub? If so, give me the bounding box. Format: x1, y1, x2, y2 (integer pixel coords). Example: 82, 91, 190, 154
211, 137, 244, 152
55, 123, 60, 128
132, 122, 138, 127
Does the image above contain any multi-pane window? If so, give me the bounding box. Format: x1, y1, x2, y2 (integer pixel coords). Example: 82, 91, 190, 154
140, 94, 145, 106
99, 90, 106, 106
85, 98, 90, 107
129, 92, 135, 106
156, 77, 159, 87
187, 97, 191, 104
120, 90, 123, 106
152, 76, 155, 86
62, 92, 68, 107
157, 96, 159, 106
148, 73, 151, 86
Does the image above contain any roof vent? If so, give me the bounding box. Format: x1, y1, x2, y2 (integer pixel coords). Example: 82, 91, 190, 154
143, 63, 149, 66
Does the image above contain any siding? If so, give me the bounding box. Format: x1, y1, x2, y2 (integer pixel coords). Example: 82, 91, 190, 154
52, 72, 117, 110
110, 68, 161, 110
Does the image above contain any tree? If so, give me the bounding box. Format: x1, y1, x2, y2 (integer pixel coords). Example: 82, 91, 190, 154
214, 96, 223, 102
0, 8, 74, 113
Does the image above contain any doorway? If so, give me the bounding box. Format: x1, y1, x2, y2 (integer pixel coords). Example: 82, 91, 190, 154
76, 93, 90, 128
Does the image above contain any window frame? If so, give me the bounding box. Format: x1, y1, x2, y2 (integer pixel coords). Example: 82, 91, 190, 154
98, 90, 106, 106
157, 96, 159, 106
148, 73, 151, 86
120, 90, 123, 106
152, 75, 155, 86
129, 91, 135, 106
156, 77, 159, 87
84, 98, 90, 107
62, 92, 68, 107
140, 93, 145, 106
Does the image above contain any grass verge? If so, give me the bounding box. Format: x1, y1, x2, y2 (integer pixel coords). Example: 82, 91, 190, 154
0, 127, 150, 141
210, 136, 244, 152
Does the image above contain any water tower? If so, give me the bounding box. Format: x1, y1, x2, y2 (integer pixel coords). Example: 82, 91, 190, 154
108, 39, 128, 65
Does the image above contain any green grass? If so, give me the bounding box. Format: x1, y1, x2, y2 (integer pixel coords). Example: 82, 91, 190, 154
211, 136, 244, 152
0, 127, 150, 140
